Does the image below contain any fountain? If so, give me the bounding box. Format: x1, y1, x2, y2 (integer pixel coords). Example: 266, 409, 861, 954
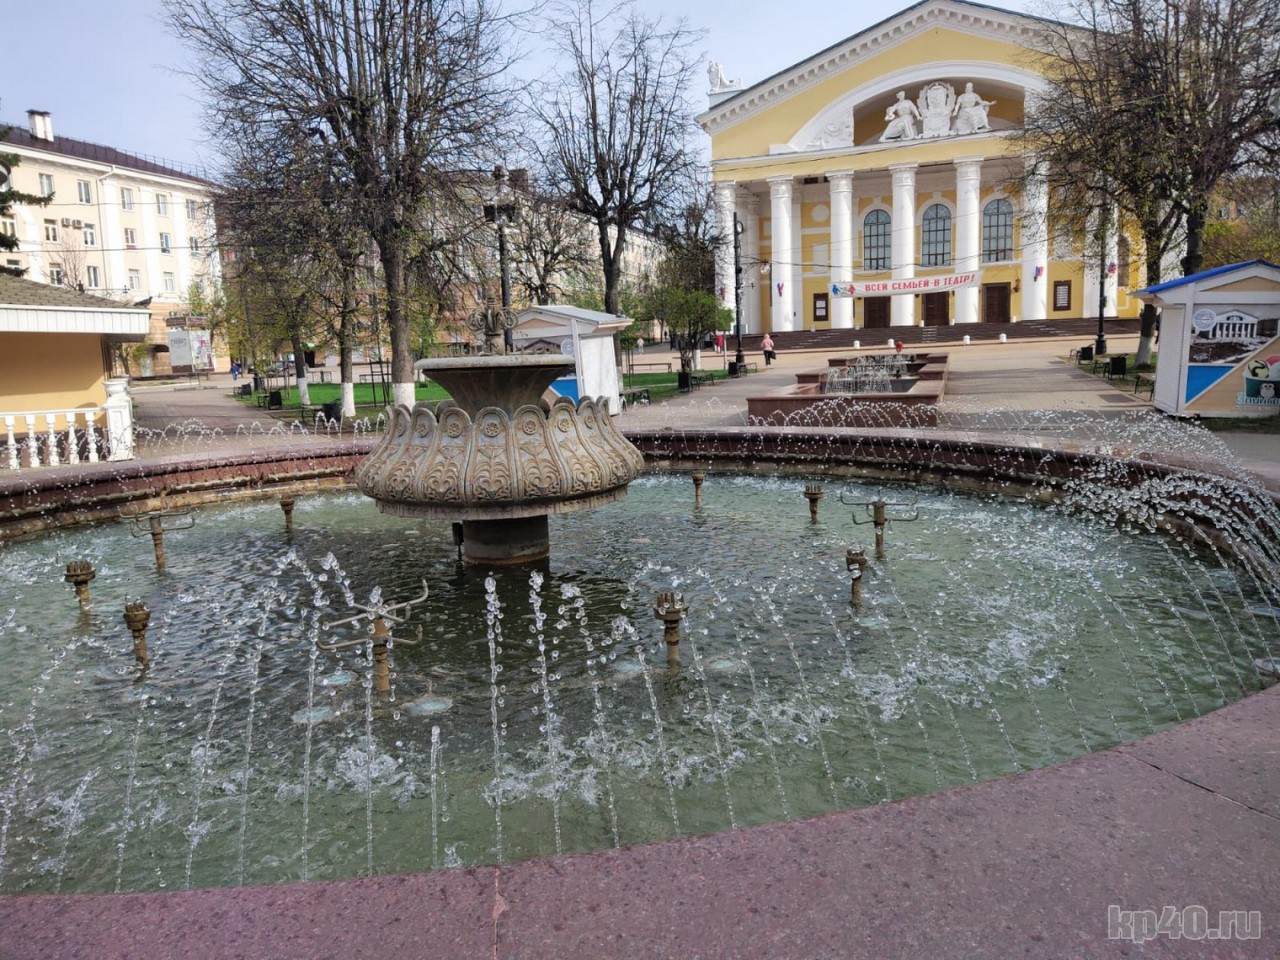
354, 355, 644, 565
0, 390, 1277, 897
748, 351, 948, 426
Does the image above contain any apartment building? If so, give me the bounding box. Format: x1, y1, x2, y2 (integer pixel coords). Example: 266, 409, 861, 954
2, 110, 222, 373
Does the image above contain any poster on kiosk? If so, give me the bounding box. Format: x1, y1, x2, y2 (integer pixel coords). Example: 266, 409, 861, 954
1135, 260, 1280, 419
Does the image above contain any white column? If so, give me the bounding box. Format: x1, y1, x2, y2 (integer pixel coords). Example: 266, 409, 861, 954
713, 181, 737, 315
829, 171, 855, 329
1020, 161, 1049, 322
768, 177, 794, 332
953, 158, 982, 325
889, 163, 917, 327
104, 378, 135, 462
743, 196, 761, 335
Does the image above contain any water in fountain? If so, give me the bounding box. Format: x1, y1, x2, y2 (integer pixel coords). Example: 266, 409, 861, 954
820, 355, 910, 395
0, 467, 1275, 893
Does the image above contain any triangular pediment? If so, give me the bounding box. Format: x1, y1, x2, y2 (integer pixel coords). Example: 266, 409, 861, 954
698, 0, 1056, 139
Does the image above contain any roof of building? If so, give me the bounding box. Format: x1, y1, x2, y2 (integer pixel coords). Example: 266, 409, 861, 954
0, 272, 145, 310
698, 0, 1067, 125
515, 305, 632, 336
2, 123, 215, 186
1135, 260, 1280, 296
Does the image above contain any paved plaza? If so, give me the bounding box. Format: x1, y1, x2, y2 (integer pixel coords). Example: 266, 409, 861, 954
2, 334, 1277, 959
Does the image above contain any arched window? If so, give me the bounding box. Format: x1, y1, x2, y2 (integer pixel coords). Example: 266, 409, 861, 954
982, 199, 1014, 263
921, 204, 952, 267
863, 209, 891, 270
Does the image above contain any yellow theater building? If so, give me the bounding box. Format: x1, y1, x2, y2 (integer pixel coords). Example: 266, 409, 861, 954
701, 0, 1145, 334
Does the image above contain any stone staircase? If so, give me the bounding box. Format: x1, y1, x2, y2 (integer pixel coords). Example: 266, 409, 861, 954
740, 317, 1139, 354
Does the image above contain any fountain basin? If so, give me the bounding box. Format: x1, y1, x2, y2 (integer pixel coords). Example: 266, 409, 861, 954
0, 454, 1275, 894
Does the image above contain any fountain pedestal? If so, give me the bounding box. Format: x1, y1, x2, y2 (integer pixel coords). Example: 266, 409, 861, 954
355, 355, 644, 565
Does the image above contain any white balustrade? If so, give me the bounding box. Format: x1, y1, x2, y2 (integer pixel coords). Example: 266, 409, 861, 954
2, 407, 116, 470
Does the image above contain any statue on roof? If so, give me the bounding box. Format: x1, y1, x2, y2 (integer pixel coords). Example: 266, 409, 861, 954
952, 82, 995, 134
879, 91, 922, 142
707, 61, 741, 94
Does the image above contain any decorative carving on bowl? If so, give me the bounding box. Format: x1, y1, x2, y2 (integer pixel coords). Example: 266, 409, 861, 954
355, 394, 644, 521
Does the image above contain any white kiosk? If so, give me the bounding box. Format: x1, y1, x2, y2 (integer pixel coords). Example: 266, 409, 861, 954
512, 306, 629, 415
1135, 260, 1280, 418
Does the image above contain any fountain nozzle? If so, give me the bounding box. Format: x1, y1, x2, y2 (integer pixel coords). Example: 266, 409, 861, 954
691, 471, 706, 505
123, 601, 151, 666
804, 483, 824, 522
653, 590, 688, 666
64, 560, 96, 604
845, 547, 869, 606
280, 496, 296, 530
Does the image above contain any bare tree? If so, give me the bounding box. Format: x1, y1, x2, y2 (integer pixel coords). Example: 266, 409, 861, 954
168, 0, 519, 404
532, 0, 702, 316
1024, 0, 1280, 277
506, 180, 596, 304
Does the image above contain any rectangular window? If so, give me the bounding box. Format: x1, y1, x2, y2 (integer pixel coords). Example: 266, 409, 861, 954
44, 219, 59, 242
77, 180, 92, 204
163, 272, 176, 292
5, 258, 20, 273
156, 194, 169, 216
121, 187, 134, 210
1053, 280, 1072, 311
86, 265, 100, 288
186, 198, 198, 219
49, 264, 64, 285
0, 218, 15, 238
124, 227, 137, 249
160, 232, 172, 254
128, 268, 141, 291
38, 173, 54, 196
83, 223, 96, 246
189, 236, 200, 254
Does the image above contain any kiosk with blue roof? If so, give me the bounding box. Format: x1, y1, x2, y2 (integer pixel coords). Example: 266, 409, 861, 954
1135, 260, 1280, 418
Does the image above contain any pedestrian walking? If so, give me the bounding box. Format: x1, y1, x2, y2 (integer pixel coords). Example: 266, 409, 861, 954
761, 333, 775, 366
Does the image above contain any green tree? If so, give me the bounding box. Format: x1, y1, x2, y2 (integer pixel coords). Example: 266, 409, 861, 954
0, 124, 51, 277
643, 287, 730, 374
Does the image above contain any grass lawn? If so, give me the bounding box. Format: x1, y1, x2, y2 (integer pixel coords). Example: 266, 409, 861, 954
622, 368, 736, 401
235, 380, 451, 419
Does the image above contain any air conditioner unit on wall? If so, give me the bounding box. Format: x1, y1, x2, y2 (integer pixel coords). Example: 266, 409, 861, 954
72, 219, 82, 229
60, 218, 71, 227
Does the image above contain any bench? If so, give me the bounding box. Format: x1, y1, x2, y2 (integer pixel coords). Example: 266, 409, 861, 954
731, 361, 758, 376
1069, 345, 1094, 364
619, 387, 651, 409
1134, 374, 1155, 399
688, 372, 715, 390
255, 390, 284, 410
629, 361, 673, 373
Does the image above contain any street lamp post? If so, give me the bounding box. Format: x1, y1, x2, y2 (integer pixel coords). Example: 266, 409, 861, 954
1094, 196, 1109, 356
482, 165, 518, 354
733, 213, 745, 371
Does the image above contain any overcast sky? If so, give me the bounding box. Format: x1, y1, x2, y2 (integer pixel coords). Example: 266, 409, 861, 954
6, 0, 1032, 175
